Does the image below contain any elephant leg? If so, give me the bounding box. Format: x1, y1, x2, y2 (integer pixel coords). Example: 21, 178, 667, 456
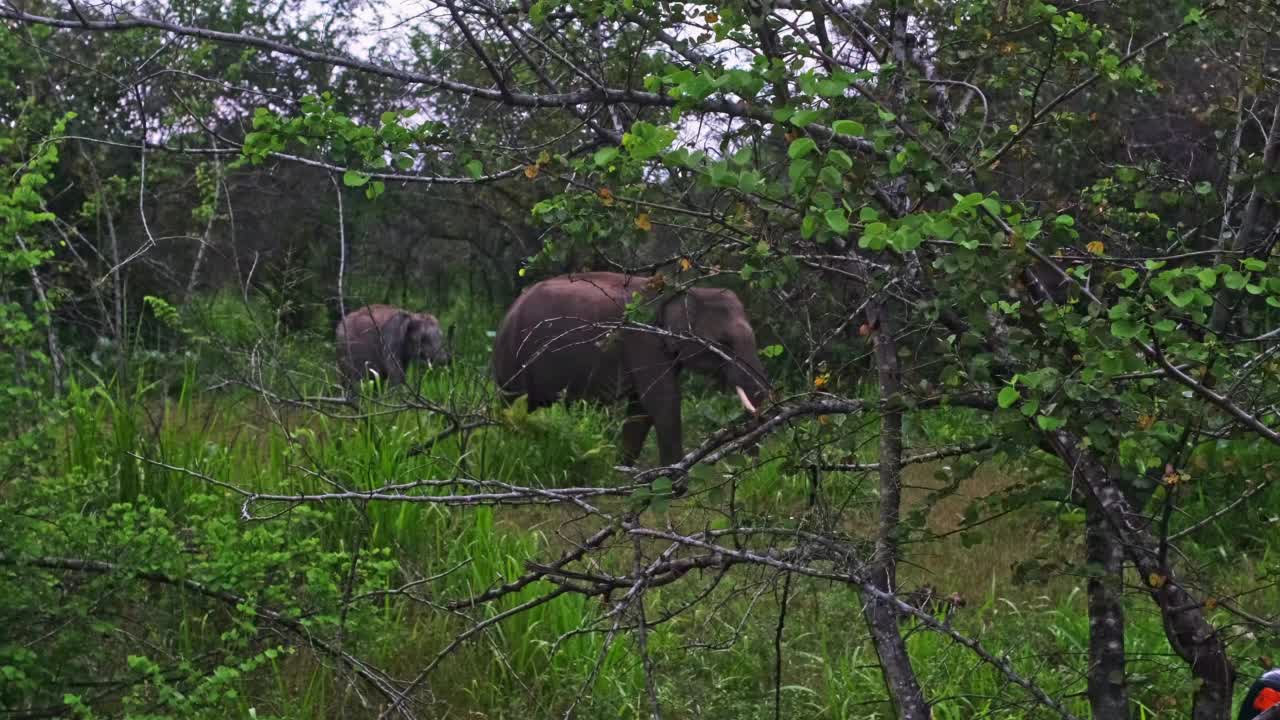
620, 399, 653, 465
636, 377, 683, 467
384, 358, 406, 386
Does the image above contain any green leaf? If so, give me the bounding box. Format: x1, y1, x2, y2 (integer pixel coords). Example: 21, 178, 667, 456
623, 121, 677, 160
652, 477, 673, 496
1020, 399, 1040, 417
926, 217, 955, 239
980, 198, 1002, 217
1110, 318, 1141, 339
1242, 258, 1267, 272
594, 147, 620, 166
788, 137, 818, 159
1169, 289, 1199, 308
818, 165, 843, 188
761, 344, 785, 358
817, 77, 849, 97
801, 213, 817, 239
709, 162, 738, 187
827, 149, 853, 171
859, 207, 880, 223
832, 120, 866, 137
342, 169, 369, 187
825, 209, 849, 234
1036, 416, 1065, 431
891, 228, 923, 252
997, 385, 1021, 409
791, 109, 823, 127
1196, 268, 1218, 289
465, 159, 484, 178
1224, 271, 1247, 290
738, 171, 764, 193
628, 487, 652, 512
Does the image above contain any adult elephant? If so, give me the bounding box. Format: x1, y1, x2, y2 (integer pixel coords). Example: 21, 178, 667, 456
493, 272, 771, 466
335, 304, 450, 388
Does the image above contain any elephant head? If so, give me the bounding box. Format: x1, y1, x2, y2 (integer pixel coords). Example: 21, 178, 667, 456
337, 304, 451, 391
660, 287, 771, 415
386, 311, 451, 369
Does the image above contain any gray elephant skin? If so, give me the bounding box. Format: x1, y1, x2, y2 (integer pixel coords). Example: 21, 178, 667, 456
335, 304, 450, 388
493, 272, 771, 466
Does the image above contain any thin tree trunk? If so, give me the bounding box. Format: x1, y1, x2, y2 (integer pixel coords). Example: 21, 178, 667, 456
14, 234, 64, 395
185, 148, 222, 305
1085, 491, 1128, 719
103, 203, 127, 387
331, 176, 348, 326
1211, 95, 1280, 333
1048, 431, 1234, 720
860, 299, 931, 720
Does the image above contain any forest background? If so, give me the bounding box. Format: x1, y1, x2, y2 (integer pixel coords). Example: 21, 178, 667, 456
1, 0, 1279, 718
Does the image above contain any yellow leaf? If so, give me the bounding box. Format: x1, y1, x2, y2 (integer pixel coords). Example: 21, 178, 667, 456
1086, 240, 1105, 255
518, 268, 527, 277
1203, 597, 1217, 610
523, 164, 539, 179
634, 213, 652, 232
1137, 414, 1156, 430
678, 257, 692, 272
1148, 573, 1167, 588
813, 373, 830, 390
598, 187, 615, 206
705, 11, 719, 23
817, 415, 829, 425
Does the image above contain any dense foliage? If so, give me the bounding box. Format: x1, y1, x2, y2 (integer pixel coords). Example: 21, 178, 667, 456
1, 0, 1278, 718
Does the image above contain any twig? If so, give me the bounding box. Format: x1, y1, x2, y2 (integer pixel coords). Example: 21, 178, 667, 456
773, 570, 792, 720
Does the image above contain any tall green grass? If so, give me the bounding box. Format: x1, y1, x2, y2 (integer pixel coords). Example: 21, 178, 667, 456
9, 285, 1278, 719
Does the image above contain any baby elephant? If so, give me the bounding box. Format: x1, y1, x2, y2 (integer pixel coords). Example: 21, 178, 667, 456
335, 304, 450, 389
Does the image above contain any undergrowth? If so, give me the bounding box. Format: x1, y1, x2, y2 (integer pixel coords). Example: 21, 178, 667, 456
2, 290, 1277, 719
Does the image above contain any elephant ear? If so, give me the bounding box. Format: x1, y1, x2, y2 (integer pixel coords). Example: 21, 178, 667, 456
380, 311, 412, 368
659, 291, 701, 356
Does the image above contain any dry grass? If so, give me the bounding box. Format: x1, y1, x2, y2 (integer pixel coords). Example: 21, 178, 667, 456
897, 461, 1077, 604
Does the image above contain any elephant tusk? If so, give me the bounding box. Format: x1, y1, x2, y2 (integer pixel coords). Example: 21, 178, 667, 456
735, 386, 758, 415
